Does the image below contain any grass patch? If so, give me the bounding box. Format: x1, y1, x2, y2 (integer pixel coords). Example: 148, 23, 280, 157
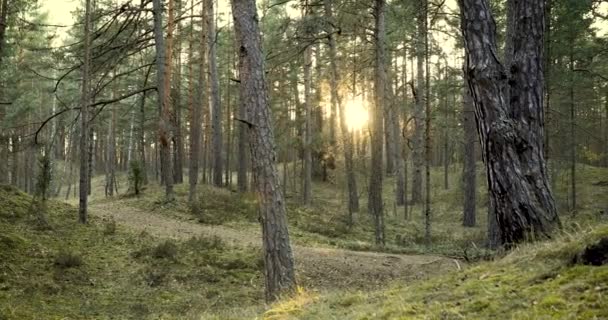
0, 185, 264, 319
265, 224, 608, 319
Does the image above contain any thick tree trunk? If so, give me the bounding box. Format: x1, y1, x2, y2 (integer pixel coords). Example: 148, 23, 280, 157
462, 86, 476, 227
237, 71, 249, 192
458, 0, 560, 246
324, 0, 359, 223
208, 0, 223, 187
153, 0, 175, 201
369, 0, 386, 246
231, 0, 296, 301
79, 0, 92, 224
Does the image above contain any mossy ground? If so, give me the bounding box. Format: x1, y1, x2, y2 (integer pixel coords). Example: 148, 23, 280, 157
97, 163, 607, 260
6, 162, 606, 319
265, 225, 608, 319
0, 185, 264, 319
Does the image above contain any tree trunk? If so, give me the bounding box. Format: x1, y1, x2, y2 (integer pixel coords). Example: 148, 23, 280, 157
423, 0, 431, 245
411, 0, 425, 205
302, 26, 313, 206
458, 0, 560, 246
173, 0, 184, 184
208, 0, 223, 187
569, 41, 577, 214
105, 105, 117, 197
153, 0, 175, 201
231, 0, 296, 301
188, 0, 202, 204
237, 67, 249, 192
462, 86, 476, 227
79, 0, 92, 224
369, 0, 386, 246
324, 0, 359, 224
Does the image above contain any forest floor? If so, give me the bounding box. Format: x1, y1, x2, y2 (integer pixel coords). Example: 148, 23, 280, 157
89, 199, 457, 291
1, 163, 606, 319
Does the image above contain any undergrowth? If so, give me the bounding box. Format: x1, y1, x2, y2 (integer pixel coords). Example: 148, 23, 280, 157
0, 185, 264, 319
265, 224, 608, 319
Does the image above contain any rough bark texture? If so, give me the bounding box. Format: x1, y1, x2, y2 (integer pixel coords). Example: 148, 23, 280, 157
78, 0, 92, 224
237, 76, 249, 193
231, 0, 296, 301
324, 0, 359, 223
458, 0, 560, 246
369, 0, 386, 246
411, 0, 425, 205
208, 0, 223, 187
462, 86, 476, 227
153, 0, 175, 200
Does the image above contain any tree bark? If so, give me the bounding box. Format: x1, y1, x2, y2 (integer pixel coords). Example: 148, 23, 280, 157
172, 0, 185, 185
462, 86, 476, 227
423, 0, 431, 245
411, 0, 425, 205
231, 0, 296, 301
369, 0, 386, 246
458, 0, 560, 246
188, 0, 202, 204
302, 23, 313, 206
153, 0, 175, 201
79, 0, 92, 224
207, 0, 223, 187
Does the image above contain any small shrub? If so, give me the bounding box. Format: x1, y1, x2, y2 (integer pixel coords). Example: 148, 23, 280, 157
54, 251, 83, 269
152, 240, 178, 260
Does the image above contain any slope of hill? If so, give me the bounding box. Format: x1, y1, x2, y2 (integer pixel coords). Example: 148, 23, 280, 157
265, 224, 608, 319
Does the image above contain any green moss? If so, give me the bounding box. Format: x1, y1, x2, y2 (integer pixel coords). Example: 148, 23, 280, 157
0, 186, 264, 319
265, 224, 608, 319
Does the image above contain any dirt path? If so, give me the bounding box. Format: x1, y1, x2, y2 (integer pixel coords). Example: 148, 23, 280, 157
89, 201, 458, 290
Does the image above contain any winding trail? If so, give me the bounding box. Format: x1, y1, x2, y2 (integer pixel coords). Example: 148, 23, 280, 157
89, 200, 458, 290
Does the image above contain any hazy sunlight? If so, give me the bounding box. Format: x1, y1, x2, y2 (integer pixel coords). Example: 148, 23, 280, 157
344, 96, 369, 132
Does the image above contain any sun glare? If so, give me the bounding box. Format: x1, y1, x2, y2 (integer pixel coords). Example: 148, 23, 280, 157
344, 97, 369, 132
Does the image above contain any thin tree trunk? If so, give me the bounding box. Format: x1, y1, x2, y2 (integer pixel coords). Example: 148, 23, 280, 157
324, 0, 359, 223
458, 0, 560, 246
207, 0, 223, 187
189, 0, 202, 204
173, 0, 184, 184
370, 0, 386, 246
569, 41, 577, 214
231, 0, 296, 301
423, 0, 431, 245
79, 0, 92, 224
153, 0, 175, 201
302, 25, 313, 206
411, 0, 425, 205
